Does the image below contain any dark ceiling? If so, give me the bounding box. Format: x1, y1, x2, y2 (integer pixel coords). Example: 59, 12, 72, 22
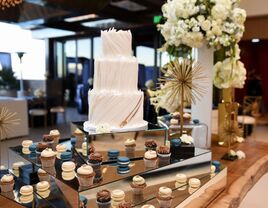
0, 0, 165, 34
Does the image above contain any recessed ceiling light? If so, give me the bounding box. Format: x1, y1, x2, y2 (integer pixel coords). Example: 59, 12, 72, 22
64, 14, 98, 23
251, 38, 260, 43
82, 18, 117, 28
110, 0, 147, 12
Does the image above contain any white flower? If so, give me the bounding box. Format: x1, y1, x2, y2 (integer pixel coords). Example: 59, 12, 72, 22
211, 4, 229, 20
231, 8, 246, 25
236, 150, 246, 159
180, 134, 194, 144
201, 20, 211, 31
95, 123, 111, 133
235, 136, 245, 143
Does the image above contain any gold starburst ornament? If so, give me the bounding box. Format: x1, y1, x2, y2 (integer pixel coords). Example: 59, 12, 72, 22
0, 107, 20, 140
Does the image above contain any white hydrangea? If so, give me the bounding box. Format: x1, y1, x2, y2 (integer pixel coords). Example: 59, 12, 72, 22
180, 134, 194, 144
231, 8, 246, 24
95, 123, 111, 134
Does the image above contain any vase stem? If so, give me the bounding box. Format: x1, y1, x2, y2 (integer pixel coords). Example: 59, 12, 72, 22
180, 86, 184, 136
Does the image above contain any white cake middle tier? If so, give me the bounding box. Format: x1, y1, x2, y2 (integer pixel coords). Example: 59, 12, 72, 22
88, 90, 144, 128
94, 56, 139, 92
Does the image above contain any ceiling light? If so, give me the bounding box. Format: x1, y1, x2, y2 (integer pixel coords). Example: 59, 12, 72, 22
82, 18, 117, 28
111, 0, 147, 12
251, 38, 260, 43
0, 0, 22, 10
64, 14, 98, 23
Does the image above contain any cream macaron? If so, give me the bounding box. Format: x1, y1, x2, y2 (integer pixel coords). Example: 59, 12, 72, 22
111, 189, 125, 201
175, 173, 187, 184
22, 140, 33, 148
61, 161, 76, 181
36, 181, 50, 198
20, 185, 33, 203
188, 178, 201, 188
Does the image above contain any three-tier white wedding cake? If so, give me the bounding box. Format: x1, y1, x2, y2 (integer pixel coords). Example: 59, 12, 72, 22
83, 29, 148, 132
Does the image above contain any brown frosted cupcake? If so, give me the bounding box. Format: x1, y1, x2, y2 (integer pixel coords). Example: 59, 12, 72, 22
157, 146, 171, 166
118, 202, 132, 208
157, 187, 173, 208
145, 139, 157, 151
40, 148, 56, 168
77, 165, 95, 187
96, 189, 111, 208
73, 128, 85, 148
37, 142, 49, 153
130, 175, 146, 195
143, 150, 158, 168
88, 152, 103, 179
0, 174, 14, 192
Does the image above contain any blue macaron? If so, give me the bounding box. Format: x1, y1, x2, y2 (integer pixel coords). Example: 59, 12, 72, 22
61, 151, 72, 161
117, 156, 130, 166
71, 137, 77, 146
117, 166, 130, 174
29, 144, 37, 153
108, 149, 120, 159
171, 138, 182, 147
212, 160, 221, 172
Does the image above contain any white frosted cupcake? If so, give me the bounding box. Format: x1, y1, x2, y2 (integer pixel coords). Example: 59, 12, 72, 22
130, 175, 146, 195
0, 174, 14, 192
157, 187, 173, 208
56, 143, 67, 159
144, 150, 158, 168
77, 165, 95, 187
73, 128, 85, 148
38, 168, 50, 182
40, 148, 56, 168
49, 129, 60, 148
124, 139, 136, 153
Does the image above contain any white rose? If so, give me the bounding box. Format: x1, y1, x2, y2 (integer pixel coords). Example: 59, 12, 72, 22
231, 8, 246, 24
180, 134, 194, 144
211, 4, 229, 20
201, 20, 211, 31
197, 15, 205, 22
212, 26, 222, 36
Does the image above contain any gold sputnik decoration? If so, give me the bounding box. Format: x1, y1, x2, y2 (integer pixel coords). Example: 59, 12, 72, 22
0, 0, 22, 10
159, 58, 207, 133
0, 107, 20, 140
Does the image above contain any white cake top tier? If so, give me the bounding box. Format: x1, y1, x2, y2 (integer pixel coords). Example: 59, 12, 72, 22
101, 29, 132, 57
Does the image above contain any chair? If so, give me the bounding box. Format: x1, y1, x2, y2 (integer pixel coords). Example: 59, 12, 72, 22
28, 97, 48, 128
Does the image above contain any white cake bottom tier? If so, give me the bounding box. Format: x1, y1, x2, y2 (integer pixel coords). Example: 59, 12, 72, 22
87, 90, 146, 129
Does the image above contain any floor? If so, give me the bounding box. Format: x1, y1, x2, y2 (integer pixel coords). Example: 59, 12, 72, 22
1, 108, 268, 207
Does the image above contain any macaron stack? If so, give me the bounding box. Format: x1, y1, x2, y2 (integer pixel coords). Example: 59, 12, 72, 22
111, 189, 125, 208
19, 185, 34, 204
40, 148, 56, 168
36, 181, 50, 198
212, 161, 221, 173
77, 165, 95, 187
96, 189, 111, 208
144, 150, 158, 168
188, 178, 201, 194
157, 146, 171, 166
117, 156, 130, 174
56, 143, 67, 159
145, 139, 157, 151
61, 161, 76, 181
37, 168, 50, 182
0, 174, 14, 192
108, 149, 120, 160
73, 128, 85, 148
157, 187, 173, 208
12, 161, 25, 177
130, 175, 146, 195
22, 140, 33, 155
60, 151, 72, 162
175, 173, 187, 190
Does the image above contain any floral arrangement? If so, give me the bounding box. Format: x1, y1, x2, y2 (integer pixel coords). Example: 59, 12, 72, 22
158, 0, 247, 89
95, 123, 111, 134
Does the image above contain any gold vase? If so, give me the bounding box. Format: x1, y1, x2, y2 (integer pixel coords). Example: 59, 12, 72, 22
218, 88, 239, 146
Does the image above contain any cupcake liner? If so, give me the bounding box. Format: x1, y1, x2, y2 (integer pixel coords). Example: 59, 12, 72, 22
125, 146, 135, 153
143, 158, 158, 168
40, 156, 56, 168
38, 174, 50, 182
77, 174, 95, 187
88, 162, 102, 178
157, 198, 172, 208
157, 153, 171, 158
132, 187, 144, 195
96, 200, 111, 208
1, 191, 15, 200
0, 181, 14, 192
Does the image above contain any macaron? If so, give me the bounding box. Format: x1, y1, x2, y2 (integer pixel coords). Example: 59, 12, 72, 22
29, 144, 37, 153
108, 149, 120, 159
111, 189, 125, 201
20, 185, 33, 195
117, 156, 130, 166
212, 161, 221, 172
188, 178, 201, 188
117, 166, 130, 174
61, 161, 75, 172
22, 140, 33, 148
71, 137, 77, 145
36, 181, 50, 192
171, 139, 181, 147
60, 151, 72, 161
175, 173, 187, 184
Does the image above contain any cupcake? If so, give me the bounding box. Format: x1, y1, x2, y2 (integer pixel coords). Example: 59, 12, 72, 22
36, 142, 49, 154
169, 118, 178, 126
143, 150, 158, 168
88, 152, 103, 179
38, 168, 50, 182
61, 161, 76, 181
183, 113, 191, 124
96, 189, 111, 208
49, 129, 60, 148
157, 146, 171, 166
40, 148, 56, 168
77, 165, 95, 187
73, 128, 85, 148
124, 139, 136, 154
118, 202, 132, 208
56, 143, 67, 159
130, 175, 146, 195
145, 139, 157, 151
36, 181, 50, 198
19, 185, 34, 204
111, 189, 125, 208
157, 187, 173, 208
0, 174, 14, 192
172, 112, 180, 119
